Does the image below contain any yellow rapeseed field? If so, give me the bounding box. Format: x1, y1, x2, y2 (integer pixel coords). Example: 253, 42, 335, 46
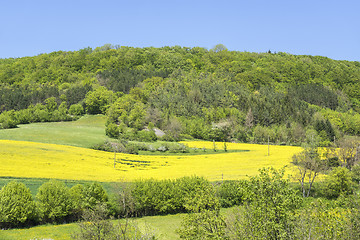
0, 140, 302, 182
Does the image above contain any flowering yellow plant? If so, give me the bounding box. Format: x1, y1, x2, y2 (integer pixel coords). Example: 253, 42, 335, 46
0, 140, 302, 182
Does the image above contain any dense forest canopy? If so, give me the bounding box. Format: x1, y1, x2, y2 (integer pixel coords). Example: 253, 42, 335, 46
0, 44, 360, 145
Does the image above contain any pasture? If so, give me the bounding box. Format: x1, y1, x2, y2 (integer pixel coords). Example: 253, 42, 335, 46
0, 115, 108, 148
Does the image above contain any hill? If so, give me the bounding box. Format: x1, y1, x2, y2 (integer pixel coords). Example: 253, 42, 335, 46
0, 45, 360, 146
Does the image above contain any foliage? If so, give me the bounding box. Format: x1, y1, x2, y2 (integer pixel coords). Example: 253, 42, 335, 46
324, 167, 353, 199
0, 181, 36, 228
82, 182, 109, 210
293, 198, 359, 239
177, 209, 226, 240
1, 45, 360, 143
84, 87, 116, 114
36, 180, 74, 223
216, 180, 249, 207
292, 146, 327, 197
68, 103, 84, 116
73, 203, 156, 240
351, 164, 360, 183
132, 176, 218, 216
226, 167, 301, 240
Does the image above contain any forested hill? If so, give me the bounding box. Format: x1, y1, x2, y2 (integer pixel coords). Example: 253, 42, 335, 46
1, 45, 360, 145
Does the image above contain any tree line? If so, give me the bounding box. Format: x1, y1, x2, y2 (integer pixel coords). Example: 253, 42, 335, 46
1, 164, 360, 239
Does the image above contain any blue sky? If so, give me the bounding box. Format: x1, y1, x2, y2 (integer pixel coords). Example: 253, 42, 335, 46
1, 0, 359, 61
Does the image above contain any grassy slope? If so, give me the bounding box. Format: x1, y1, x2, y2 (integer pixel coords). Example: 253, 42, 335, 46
0, 115, 108, 148
0, 214, 185, 240
0, 208, 235, 240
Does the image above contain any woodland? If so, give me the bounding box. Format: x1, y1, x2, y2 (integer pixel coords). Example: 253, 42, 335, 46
0, 44, 360, 145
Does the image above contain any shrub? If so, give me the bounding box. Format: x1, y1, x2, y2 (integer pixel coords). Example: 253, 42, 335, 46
70, 184, 85, 219
82, 182, 109, 210
217, 180, 249, 207
324, 167, 353, 199
167, 143, 190, 153
136, 129, 157, 142
177, 209, 226, 239
68, 103, 84, 116
124, 143, 139, 154
131, 176, 217, 216
226, 168, 302, 240
0, 181, 36, 228
351, 164, 360, 183
105, 123, 120, 138
36, 180, 74, 223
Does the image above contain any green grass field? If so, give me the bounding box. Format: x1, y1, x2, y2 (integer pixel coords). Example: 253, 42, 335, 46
0, 213, 185, 240
0, 115, 108, 148
0, 208, 236, 240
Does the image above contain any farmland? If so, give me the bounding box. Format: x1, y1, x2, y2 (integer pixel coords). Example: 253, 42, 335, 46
0, 139, 301, 182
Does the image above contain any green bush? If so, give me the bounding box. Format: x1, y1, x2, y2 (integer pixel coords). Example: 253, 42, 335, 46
124, 143, 139, 154
136, 129, 157, 142
68, 103, 84, 116
226, 168, 302, 240
167, 143, 189, 153
0, 181, 36, 228
324, 167, 353, 199
105, 123, 120, 138
36, 180, 74, 223
351, 164, 360, 183
82, 182, 109, 210
217, 180, 249, 207
131, 176, 217, 216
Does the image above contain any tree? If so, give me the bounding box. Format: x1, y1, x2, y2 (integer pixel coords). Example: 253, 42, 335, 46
128, 102, 146, 130
72, 203, 114, 240
337, 138, 360, 169
324, 167, 353, 198
211, 44, 228, 53
226, 168, 301, 240
45, 97, 57, 112
36, 180, 74, 223
245, 108, 254, 130
177, 178, 226, 239
292, 146, 327, 197
0, 181, 36, 227
82, 182, 109, 210
105, 123, 120, 138
68, 103, 84, 116
108, 182, 136, 218
177, 209, 226, 239
84, 87, 116, 114
73, 203, 156, 240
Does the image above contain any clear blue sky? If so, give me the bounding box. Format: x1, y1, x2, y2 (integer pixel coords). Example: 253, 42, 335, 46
1, 0, 359, 61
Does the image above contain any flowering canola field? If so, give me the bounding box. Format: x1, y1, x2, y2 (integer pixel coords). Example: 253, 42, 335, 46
0, 140, 302, 182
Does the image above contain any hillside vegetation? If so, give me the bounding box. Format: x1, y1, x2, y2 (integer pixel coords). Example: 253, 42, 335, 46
0, 45, 360, 146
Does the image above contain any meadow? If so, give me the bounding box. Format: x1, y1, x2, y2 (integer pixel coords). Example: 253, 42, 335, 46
0, 115, 108, 148
0, 208, 237, 240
